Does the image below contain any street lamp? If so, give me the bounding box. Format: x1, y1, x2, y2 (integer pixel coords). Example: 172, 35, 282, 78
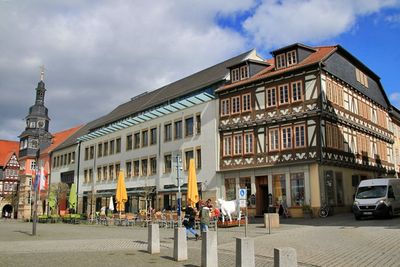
176, 155, 182, 227
32, 129, 51, 236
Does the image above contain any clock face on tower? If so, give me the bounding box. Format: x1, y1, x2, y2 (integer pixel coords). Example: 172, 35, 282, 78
37, 120, 45, 128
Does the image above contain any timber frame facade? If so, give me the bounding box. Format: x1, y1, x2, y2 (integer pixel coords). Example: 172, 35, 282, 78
216, 44, 396, 216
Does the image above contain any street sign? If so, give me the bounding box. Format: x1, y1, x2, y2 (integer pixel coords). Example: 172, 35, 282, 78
239, 188, 247, 200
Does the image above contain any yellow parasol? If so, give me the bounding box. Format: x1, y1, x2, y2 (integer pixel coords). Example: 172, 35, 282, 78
116, 170, 128, 215
187, 159, 199, 208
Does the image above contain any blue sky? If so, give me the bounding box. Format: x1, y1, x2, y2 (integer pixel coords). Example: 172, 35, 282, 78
0, 0, 399, 140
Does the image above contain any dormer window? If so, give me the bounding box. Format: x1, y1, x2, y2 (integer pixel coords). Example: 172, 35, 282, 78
276, 54, 286, 69
240, 66, 249, 80
286, 50, 297, 66
355, 67, 368, 88
231, 65, 249, 82
276, 50, 298, 69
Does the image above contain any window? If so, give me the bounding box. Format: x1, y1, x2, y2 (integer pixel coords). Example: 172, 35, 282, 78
221, 99, 230, 116
72, 152, 75, 163
150, 157, 157, 175
231, 68, 240, 82
355, 68, 368, 88
242, 93, 251, 112
109, 140, 115, 155
126, 161, 132, 178
196, 147, 202, 169
115, 163, 120, 178
174, 120, 182, 139
89, 168, 93, 183
234, 134, 243, 155
116, 138, 121, 153
232, 96, 241, 114
134, 132, 140, 149
84, 147, 89, 161
185, 117, 194, 137
244, 132, 253, 154
276, 54, 286, 69
269, 128, 279, 151
164, 123, 172, 142
291, 81, 302, 102
126, 135, 133, 151
266, 87, 276, 107
150, 128, 157, 145
240, 66, 249, 79
97, 167, 102, 182
109, 164, 114, 180
239, 177, 251, 203
133, 160, 140, 176
223, 136, 232, 156
141, 159, 148, 176
225, 178, 236, 201
185, 150, 194, 170
286, 50, 297, 66
196, 114, 201, 134
84, 170, 88, 183
103, 166, 108, 181
281, 126, 292, 149
273, 174, 286, 205
164, 154, 172, 173
68, 153, 72, 164
103, 142, 109, 156
291, 173, 304, 206
142, 130, 148, 147
294, 124, 306, 148
88, 146, 94, 159
279, 84, 289, 105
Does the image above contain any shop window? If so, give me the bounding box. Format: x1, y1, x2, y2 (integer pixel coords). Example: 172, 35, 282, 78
225, 178, 236, 201
290, 173, 304, 206
273, 174, 286, 206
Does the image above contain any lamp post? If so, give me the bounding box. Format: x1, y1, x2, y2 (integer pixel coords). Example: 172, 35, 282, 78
32, 129, 51, 236
32, 148, 40, 236
176, 155, 182, 227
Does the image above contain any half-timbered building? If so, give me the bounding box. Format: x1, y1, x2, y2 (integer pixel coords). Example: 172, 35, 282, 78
390, 105, 400, 177
0, 140, 20, 218
216, 43, 395, 216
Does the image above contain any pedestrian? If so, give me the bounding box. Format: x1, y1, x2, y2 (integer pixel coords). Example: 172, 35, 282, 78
199, 200, 211, 232
182, 206, 199, 240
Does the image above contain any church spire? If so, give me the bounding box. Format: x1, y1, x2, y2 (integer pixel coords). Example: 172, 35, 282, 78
35, 66, 46, 106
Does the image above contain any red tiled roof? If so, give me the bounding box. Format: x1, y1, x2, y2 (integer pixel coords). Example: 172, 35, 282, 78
217, 45, 337, 92
0, 140, 19, 166
41, 125, 83, 155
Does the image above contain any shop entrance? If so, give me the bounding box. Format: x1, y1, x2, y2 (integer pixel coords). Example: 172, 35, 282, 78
256, 176, 270, 216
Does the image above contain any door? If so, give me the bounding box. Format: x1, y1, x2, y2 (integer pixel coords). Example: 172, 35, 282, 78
256, 176, 269, 216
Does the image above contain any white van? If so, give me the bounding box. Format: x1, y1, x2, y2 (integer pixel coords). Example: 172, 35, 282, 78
353, 178, 400, 220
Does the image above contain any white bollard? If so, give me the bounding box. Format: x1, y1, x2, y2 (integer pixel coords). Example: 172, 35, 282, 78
236, 237, 255, 267
147, 223, 160, 254
173, 227, 188, 261
201, 231, 218, 267
274, 247, 297, 267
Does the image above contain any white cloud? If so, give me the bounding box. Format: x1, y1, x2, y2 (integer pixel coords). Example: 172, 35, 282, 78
243, 0, 400, 48
385, 13, 400, 23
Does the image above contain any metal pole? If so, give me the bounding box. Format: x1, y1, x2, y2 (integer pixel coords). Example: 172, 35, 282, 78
32, 149, 40, 236
245, 206, 248, 237
176, 155, 182, 227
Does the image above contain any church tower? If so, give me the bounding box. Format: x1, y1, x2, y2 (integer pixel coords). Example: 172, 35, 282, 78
17, 68, 53, 220
19, 68, 52, 160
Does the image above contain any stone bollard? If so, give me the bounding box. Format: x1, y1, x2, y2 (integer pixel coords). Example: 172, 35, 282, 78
235, 237, 255, 267
201, 231, 218, 267
147, 223, 160, 254
264, 213, 280, 228
274, 247, 297, 267
173, 227, 187, 261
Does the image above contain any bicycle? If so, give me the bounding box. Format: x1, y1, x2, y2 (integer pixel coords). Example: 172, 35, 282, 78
319, 203, 331, 218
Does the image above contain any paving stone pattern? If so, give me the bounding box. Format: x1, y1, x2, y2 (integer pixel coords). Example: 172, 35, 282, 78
1, 214, 399, 267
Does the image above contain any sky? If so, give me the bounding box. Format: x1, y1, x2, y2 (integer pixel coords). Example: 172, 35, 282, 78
1, 0, 400, 141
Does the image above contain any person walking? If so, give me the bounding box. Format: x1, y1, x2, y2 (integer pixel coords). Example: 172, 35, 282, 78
182, 206, 199, 240
199, 200, 211, 232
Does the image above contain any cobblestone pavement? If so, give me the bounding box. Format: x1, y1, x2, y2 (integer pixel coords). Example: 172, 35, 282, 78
1, 213, 399, 267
